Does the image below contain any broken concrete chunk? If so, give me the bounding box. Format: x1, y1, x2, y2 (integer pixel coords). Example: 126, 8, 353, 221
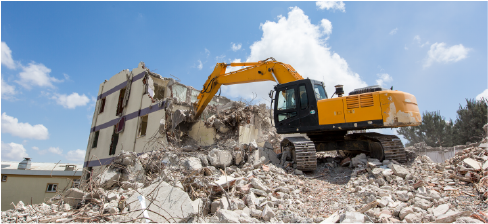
390, 164, 409, 178
435, 211, 471, 223
432, 204, 450, 217
262, 205, 275, 221
339, 211, 365, 223
251, 178, 269, 192
182, 157, 203, 171
98, 168, 121, 189
395, 191, 409, 202
62, 188, 84, 207
413, 197, 433, 210
463, 158, 481, 170
127, 181, 195, 223
404, 213, 421, 223
399, 207, 414, 220
208, 148, 233, 168
321, 211, 340, 223
239, 215, 259, 223
216, 209, 240, 223
351, 153, 368, 167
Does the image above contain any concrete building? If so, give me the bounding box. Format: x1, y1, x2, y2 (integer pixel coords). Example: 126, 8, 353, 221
83, 62, 236, 178
1, 158, 82, 211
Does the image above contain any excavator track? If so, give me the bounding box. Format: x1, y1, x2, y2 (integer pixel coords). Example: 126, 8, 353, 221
351, 133, 407, 163
281, 137, 317, 171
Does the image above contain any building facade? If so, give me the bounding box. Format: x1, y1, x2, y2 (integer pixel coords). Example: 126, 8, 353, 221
1, 158, 82, 210
83, 62, 233, 178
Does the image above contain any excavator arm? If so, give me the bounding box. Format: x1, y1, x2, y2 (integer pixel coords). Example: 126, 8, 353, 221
193, 58, 304, 118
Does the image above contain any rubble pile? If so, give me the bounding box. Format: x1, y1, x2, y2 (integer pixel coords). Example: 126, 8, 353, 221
204, 102, 282, 150
3, 114, 488, 223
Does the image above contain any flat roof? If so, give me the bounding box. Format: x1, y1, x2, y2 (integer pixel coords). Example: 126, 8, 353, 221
1, 161, 83, 177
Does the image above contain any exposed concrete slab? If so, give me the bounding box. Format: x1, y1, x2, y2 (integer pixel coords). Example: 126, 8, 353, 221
127, 181, 195, 223
238, 125, 259, 145
188, 120, 216, 147
463, 158, 481, 170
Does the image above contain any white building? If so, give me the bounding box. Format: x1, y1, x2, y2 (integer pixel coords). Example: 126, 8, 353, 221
1, 158, 82, 210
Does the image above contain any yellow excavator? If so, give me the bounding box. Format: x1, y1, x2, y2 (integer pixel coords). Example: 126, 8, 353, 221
192, 58, 421, 171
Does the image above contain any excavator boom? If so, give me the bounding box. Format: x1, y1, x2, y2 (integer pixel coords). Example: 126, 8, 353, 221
193, 58, 303, 118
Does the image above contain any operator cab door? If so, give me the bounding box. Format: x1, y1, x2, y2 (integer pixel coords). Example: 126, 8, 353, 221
274, 80, 320, 133
275, 86, 300, 133
298, 83, 318, 129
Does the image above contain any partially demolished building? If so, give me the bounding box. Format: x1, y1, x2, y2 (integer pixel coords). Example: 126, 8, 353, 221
83, 62, 272, 178
83, 63, 230, 173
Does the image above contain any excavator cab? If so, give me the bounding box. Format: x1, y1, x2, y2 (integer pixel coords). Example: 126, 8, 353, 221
273, 79, 326, 134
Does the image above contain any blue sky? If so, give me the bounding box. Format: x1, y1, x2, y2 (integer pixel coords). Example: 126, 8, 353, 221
1, 1, 487, 163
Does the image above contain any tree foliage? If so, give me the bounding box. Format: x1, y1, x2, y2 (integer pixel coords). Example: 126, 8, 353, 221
397, 98, 487, 147
452, 98, 488, 144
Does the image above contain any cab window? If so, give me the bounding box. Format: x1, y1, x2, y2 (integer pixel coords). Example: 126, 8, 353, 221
299, 85, 308, 109
314, 85, 327, 100
277, 89, 296, 110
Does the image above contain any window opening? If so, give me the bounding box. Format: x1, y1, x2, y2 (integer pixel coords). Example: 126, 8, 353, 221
46, 183, 58, 192
2, 175, 7, 182
85, 167, 93, 181
277, 89, 296, 110
314, 84, 327, 100
72, 179, 80, 188
92, 131, 99, 148
99, 98, 106, 114
116, 88, 126, 116
138, 115, 148, 137
153, 83, 165, 100
299, 85, 308, 109
109, 125, 119, 155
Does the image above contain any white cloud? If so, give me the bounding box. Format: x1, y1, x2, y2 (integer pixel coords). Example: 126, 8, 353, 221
1, 141, 29, 161
205, 48, 210, 57
216, 54, 226, 62
476, 89, 488, 101
320, 19, 332, 36
375, 73, 393, 88
2, 42, 17, 69
413, 35, 430, 47
1, 112, 49, 140
32, 146, 39, 150
221, 7, 366, 103
16, 62, 62, 89
48, 147, 62, 155
389, 28, 398, 35
197, 60, 203, 70
65, 149, 86, 163
414, 35, 421, 43
52, 92, 91, 109
404, 45, 408, 50
424, 42, 470, 68
316, 1, 345, 12
231, 43, 242, 52
2, 77, 16, 99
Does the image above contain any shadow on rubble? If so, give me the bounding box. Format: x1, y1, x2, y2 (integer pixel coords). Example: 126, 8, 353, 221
302, 156, 354, 186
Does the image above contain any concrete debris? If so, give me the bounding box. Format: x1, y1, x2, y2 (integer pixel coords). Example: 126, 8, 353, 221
208, 148, 233, 168
3, 116, 487, 224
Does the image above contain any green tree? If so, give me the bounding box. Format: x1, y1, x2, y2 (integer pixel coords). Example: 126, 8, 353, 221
397, 111, 453, 147
452, 98, 488, 145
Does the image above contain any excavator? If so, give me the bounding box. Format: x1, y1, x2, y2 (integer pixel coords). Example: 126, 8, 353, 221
191, 58, 421, 171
